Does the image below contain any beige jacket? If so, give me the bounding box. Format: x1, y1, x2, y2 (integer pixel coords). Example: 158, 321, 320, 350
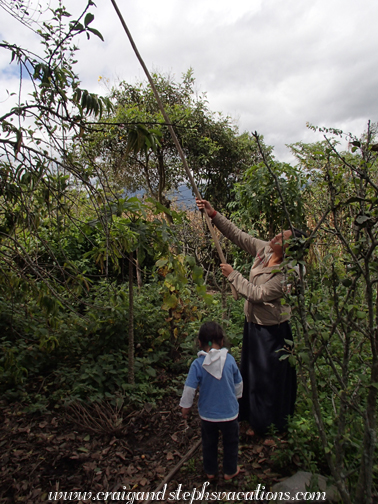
213, 212, 291, 326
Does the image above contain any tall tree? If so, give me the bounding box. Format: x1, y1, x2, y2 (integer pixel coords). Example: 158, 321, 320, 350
79, 69, 265, 214
285, 123, 378, 504
0, 0, 114, 301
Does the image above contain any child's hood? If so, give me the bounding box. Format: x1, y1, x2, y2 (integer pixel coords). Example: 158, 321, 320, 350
197, 348, 228, 380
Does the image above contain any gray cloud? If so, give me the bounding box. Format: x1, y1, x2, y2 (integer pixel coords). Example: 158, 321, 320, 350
1, 0, 377, 161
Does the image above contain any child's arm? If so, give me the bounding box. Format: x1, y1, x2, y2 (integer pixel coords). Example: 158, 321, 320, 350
235, 380, 243, 399
234, 364, 243, 398
179, 385, 196, 417
179, 360, 201, 417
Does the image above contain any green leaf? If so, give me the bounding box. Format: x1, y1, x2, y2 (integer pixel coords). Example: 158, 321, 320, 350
84, 13, 95, 26
145, 367, 156, 378
71, 21, 84, 32
87, 27, 104, 41
192, 265, 204, 285
203, 293, 214, 306
355, 214, 370, 225
185, 256, 196, 268
162, 293, 178, 310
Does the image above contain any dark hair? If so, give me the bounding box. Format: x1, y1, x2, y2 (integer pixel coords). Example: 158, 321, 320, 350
287, 227, 310, 253
198, 322, 225, 347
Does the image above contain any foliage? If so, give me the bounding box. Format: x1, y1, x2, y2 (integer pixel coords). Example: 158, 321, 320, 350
271, 381, 329, 475
81, 69, 264, 213
229, 154, 307, 240
0, 277, 212, 410
1, 6, 378, 500
0, 1, 195, 393
282, 122, 378, 504
0, 1, 113, 303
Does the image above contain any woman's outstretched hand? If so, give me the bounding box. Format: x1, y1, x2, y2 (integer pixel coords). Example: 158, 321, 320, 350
196, 198, 215, 217
220, 263, 234, 277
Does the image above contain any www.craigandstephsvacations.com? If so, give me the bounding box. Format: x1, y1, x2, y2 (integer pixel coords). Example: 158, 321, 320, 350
48, 482, 327, 502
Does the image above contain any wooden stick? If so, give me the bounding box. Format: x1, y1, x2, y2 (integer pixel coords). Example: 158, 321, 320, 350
110, 0, 238, 300
142, 438, 202, 504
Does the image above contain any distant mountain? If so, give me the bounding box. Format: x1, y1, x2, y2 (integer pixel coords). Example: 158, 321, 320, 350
124, 185, 197, 210
168, 185, 197, 209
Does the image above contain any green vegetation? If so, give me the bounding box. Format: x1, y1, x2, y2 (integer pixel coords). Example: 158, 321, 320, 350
1, 2, 378, 503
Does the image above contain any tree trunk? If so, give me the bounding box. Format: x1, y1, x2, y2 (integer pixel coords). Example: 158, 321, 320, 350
128, 251, 135, 385
355, 359, 378, 503
136, 251, 143, 289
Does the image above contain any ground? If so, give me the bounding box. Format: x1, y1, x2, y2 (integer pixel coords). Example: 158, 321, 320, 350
0, 393, 298, 504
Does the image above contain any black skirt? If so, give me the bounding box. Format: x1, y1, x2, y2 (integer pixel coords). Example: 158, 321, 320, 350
238, 320, 297, 435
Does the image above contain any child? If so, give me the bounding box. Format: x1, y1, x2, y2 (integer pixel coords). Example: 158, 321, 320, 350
179, 321, 243, 480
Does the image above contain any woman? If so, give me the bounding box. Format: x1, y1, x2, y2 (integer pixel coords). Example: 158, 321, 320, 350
196, 198, 303, 436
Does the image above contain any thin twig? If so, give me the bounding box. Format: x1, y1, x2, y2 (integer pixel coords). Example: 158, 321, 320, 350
142, 438, 202, 504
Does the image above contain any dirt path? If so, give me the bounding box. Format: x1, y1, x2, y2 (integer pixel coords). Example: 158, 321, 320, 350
0, 395, 295, 503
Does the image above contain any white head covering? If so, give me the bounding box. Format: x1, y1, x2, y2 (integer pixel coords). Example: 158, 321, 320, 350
197, 348, 228, 380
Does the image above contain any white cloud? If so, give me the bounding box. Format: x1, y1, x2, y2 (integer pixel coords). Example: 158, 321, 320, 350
1, 0, 377, 161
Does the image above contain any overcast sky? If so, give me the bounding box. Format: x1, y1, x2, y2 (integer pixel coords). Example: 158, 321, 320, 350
1, 0, 378, 162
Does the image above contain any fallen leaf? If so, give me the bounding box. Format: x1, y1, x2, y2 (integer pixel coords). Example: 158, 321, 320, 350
31, 488, 42, 498
12, 450, 24, 457
83, 462, 97, 472
17, 427, 30, 434
253, 445, 264, 454
127, 465, 136, 476
258, 474, 270, 480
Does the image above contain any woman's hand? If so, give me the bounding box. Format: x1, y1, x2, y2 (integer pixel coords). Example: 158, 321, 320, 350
220, 263, 234, 277
196, 198, 215, 217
